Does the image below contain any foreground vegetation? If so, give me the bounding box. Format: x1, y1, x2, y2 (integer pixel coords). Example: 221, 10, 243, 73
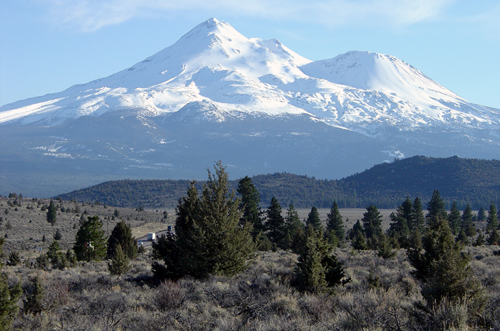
1, 245, 499, 330
2, 162, 500, 330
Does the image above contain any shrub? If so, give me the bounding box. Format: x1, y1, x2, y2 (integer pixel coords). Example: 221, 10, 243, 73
8, 251, 21, 266
154, 280, 186, 311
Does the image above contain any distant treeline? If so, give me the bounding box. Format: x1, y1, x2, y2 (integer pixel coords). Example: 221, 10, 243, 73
54, 155, 500, 209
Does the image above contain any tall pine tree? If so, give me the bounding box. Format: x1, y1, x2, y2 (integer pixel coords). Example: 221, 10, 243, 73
448, 201, 462, 235
486, 203, 499, 232
47, 200, 57, 226
477, 206, 487, 222
461, 204, 476, 237
293, 225, 347, 293
237, 176, 263, 239
411, 197, 426, 234
283, 204, 305, 253
73, 216, 107, 262
426, 190, 447, 226
265, 197, 285, 248
107, 220, 137, 260
362, 205, 383, 240
152, 162, 255, 280
326, 201, 345, 245
306, 206, 322, 232
407, 217, 484, 315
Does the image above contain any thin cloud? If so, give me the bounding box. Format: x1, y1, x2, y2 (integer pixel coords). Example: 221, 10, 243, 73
42, 0, 456, 32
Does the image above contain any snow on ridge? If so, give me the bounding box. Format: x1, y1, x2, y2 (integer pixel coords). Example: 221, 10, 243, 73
1, 18, 499, 136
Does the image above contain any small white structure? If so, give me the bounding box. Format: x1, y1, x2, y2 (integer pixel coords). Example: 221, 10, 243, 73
147, 232, 156, 241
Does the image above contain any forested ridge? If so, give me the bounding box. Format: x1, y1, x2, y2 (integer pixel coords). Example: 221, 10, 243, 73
54, 155, 500, 209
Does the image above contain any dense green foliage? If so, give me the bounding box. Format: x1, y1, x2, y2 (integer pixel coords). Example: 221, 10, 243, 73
306, 206, 322, 232
265, 197, 285, 248
73, 216, 107, 262
46, 200, 57, 226
362, 205, 383, 241
107, 220, 137, 260
282, 204, 304, 252
0, 238, 21, 329
325, 201, 345, 245
448, 201, 462, 234
152, 162, 255, 280
108, 245, 131, 276
293, 225, 348, 293
426, 190, 447, 225
56, 156, 500, 209
237, 176, 263, 239
23, 277, 44, 315
486, 203, 499, 232
408, 217, 485, 318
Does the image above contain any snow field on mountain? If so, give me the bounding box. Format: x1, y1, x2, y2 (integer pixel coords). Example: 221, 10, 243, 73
1, 17, 499, 137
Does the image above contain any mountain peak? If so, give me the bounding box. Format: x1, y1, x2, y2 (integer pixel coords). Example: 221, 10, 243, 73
300, 50, 458, 103
202, 17, 223, 29
178, 17, 244, 44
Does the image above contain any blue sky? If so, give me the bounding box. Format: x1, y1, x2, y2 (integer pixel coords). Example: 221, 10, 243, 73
1, 0, 499, 109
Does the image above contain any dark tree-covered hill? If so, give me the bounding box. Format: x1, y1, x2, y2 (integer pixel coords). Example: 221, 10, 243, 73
54, 156, 500, 209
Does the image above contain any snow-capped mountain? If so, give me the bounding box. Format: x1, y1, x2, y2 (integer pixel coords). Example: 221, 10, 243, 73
1, 18, 499, 197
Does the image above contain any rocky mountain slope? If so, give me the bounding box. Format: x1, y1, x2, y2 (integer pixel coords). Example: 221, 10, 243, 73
1, 18, 499, 197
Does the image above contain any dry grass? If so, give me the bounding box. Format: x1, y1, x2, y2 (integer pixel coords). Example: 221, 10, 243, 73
0, 196, 174, 256
1, 244, 498, 330
1, 196, 499, 330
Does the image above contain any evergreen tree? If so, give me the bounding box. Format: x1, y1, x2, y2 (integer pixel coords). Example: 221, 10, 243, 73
377, 233, 397, 259
456, 229, 469, 246
400, 197, 414, 224
461, 204, 474, 236
326, 201, 345, 245
41, 240, 76, 270
53, 228, 62, 240
23, 276, 44, 315
474, 233, 486, 246
283, 204, 303, 251
411, 197, 426, 234
349, 219, 363, 240
362, 205, 383, 240
265, 197, 285, 248
477, 206, 487, 222
409, 228, 422, 249
237, 176, 263, 239
464, 222, 477, 238
387, 211, 410, 248
0, 238, 21, 329
306, 206, 322, 232
47, 240, 61, 262
293, 225, 347, 293
152, 162, 255, 280
447, 201, 462, 234
108, 245, 131, 276
407, 218, 483, 309
107, 220, 137, 260
8, 251, 20, 266
486, 203, 499, 233
73, 215, 107, 261
426, 190, 447, 226
47, 200, 57, 226
487, 228, 500, 245
350, 220, 368, 250
152, 181, 202, 279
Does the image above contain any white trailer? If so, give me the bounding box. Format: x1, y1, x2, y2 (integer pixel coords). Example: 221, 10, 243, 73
146, 232, 156, 241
